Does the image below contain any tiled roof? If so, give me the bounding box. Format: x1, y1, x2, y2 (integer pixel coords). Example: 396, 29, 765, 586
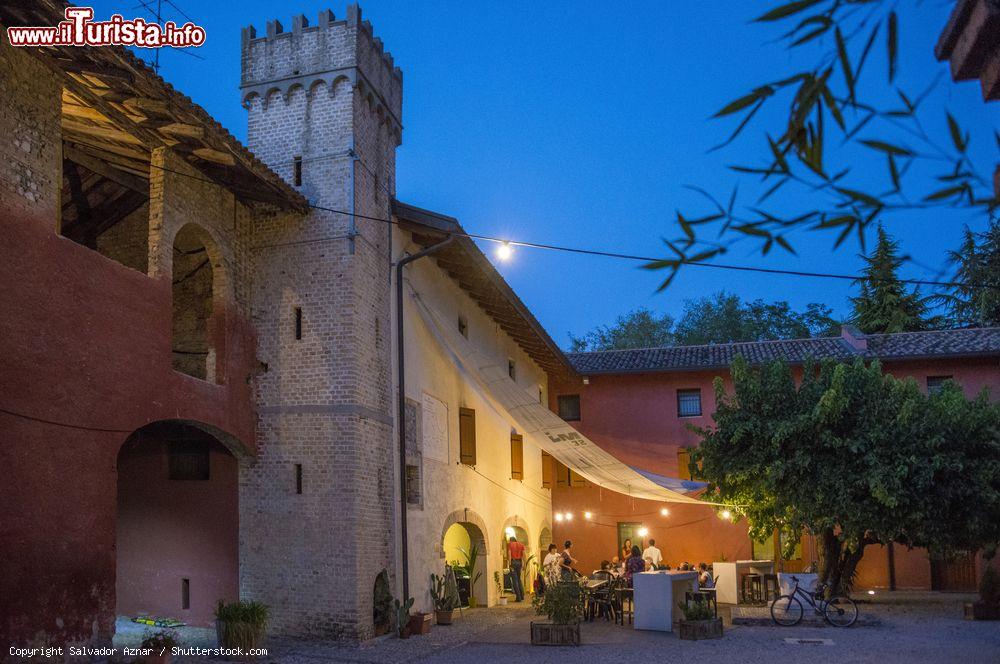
567, 328, 1000, 374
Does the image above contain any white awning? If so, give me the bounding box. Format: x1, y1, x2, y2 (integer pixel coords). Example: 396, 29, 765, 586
409, 285, 710, 504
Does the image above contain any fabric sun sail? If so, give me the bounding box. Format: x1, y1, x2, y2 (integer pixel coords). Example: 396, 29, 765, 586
409, 285, 709, 504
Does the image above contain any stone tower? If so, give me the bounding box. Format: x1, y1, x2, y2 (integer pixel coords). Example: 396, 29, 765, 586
239, 5, 402, 639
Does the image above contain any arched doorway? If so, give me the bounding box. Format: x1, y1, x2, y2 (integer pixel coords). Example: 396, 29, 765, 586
539, 526, 553, 554
116, 421, 240, 626
171, 223, 224, 382
442, 520, 488, 608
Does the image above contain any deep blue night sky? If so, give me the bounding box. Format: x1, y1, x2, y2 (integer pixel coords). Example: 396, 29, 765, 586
90, 0, 995, 347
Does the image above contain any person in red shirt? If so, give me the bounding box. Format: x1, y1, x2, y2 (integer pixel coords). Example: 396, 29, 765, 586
507, 536, 526, 601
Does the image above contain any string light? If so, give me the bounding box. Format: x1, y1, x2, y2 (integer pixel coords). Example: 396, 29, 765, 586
564, 512, 573, 521
720, 510, 732, 520
584, 511, 592, 520
555, 513, 564, 522
660, 507, 670, 516
495, 241, 513, 261
637, 527, 649, 537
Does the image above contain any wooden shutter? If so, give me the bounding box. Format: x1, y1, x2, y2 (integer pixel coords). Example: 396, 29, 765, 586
555, 460, 569, 488
458, 407, 477, 466
541, 452, 554, 488
677, 448, 691, 480
510, 433, 524, 480
569, 469, 586, 487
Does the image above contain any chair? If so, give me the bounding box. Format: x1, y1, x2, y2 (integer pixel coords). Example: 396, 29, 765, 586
763, 573, 779, 602
614, 583, 634, 625
741, 573, 763, 604
587, 576, 617, 622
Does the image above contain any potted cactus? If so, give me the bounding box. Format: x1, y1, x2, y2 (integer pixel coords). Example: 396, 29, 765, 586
394, 596, 414, 638
430, 568, 460, 624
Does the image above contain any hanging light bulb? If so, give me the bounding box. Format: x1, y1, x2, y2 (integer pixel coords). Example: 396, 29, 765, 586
637, 527, 649, 537
554, 512, 564, 522
660, 507, 669, 516
721, 510, 732, 520
495, 241, 513, 261
564, 512, 573, 521
584, 511, 592, 520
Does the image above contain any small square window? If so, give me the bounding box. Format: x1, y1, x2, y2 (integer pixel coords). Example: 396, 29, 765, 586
168, 439, 210, 480
458, 316, 468, 338
926, 375, 953, 395
293, 156, 303, 186
558, 394, 581, 421
508, 359, 516, 380
677, 389, 702, 418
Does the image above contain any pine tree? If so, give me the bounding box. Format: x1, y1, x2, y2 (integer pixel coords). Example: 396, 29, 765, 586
937, 219, 1000, 328
850, 226, 934, 334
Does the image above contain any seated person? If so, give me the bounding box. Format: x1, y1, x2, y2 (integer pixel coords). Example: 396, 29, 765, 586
610, 556, 622, 576
698, 562, 714, 588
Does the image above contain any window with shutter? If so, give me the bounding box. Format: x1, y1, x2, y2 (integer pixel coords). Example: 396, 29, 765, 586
459, 407, 477, 466
569, 469, 586, 487
510, 433, 523, 480
555, 459, 569, 488
541, 452, 554, 489
677, 448, 691, 480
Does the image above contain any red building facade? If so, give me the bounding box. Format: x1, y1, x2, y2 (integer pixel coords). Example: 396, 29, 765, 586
548, 327, 1000, 591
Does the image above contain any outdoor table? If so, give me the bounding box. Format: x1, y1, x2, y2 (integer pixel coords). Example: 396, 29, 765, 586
712, 560, 775, 604
778, 572, 818, 596
632, 570, 698, 632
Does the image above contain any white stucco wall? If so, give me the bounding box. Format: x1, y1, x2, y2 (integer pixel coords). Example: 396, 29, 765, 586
392, 227, 553, 613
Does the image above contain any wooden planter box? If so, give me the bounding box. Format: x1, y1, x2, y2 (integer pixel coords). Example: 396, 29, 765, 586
678, 617, 724, 640
964, 602, 1000, 620
530, 621, 580, 646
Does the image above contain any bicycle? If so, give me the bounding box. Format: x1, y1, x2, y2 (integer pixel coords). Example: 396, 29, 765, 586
769, 575, 859, 627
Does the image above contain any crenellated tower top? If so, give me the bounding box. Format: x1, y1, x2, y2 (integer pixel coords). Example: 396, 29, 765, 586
240, 4, 401, 143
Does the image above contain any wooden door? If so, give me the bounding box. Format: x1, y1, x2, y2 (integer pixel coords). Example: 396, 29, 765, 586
931, 553, 977, 592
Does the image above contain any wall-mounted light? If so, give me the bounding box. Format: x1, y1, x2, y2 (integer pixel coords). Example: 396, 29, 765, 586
505, 526, 516, 538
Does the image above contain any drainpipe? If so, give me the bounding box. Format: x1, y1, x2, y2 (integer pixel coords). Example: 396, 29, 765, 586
395, 235, 454, 599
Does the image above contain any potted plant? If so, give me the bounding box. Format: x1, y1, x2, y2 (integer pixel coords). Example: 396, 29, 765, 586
394, 596, 414, 638
965, 565, 1000, 620
530, 582, 585, 646
215, 599, 269, 649
430, 568, 460, 625
495, 571, 509, 605
458, 542, 483, 608
140, 630, 179, 664
677, 597, 723, 640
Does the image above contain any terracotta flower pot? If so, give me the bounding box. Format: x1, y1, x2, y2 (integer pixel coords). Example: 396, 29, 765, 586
435, 609, 454, 625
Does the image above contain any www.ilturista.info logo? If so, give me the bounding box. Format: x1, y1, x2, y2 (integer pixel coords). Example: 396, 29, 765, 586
6, 7, 206, 48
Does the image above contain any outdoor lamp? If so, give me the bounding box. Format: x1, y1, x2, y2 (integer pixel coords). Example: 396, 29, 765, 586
495, 241, 513, 261
555, 512, 564, 522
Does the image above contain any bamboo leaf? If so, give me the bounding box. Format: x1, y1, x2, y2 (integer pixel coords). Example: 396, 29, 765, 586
734, 223, 771, 238
888, 154, 900, 191
713, 86, 773, 118
924, 185, 966, 201
835, 187, 883, 208
860, 139, 913, 156
677, 212, 695, 242
814, 215, 856, 229
947, 113, 966, 153
753, 0, 823, 22
887, 11, 898, 82
835, 27, 855, 103
775, 235, 797, 255
821, 84, 845, 131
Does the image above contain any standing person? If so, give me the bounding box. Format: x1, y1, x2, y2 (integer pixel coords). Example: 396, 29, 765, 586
642, 538, 663, 570
620, 538, 633, 562
624, 545, 646, 586
560, 540, 578, 581
507, 536, 526, 602
542, 543, 561, 589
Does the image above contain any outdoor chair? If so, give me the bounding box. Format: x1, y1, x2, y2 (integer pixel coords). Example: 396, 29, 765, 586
741, 573, 764, 604
763, 573, 780, 602
587, 575, 617, 622
614, 583, 634, 625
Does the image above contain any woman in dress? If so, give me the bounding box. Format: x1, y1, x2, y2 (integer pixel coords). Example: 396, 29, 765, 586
542, 543, 561, 589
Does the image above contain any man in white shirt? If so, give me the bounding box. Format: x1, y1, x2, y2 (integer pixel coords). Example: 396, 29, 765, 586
642, 539, 663, 569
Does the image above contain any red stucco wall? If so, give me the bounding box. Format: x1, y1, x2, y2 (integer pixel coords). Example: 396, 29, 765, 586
549, 355, 999, 588
0, 203, 257, 646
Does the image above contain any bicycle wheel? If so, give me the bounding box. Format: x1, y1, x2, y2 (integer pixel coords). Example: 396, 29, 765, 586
770, 594, 804, 626
823, 595, 859, 627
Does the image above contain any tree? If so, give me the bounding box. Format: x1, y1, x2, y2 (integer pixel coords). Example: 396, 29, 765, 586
642, 1, 998, 290
850, 226, 935, 333
568, 307, 674, 352
690, 357, 1000, 594
935, 218, 1000, 327
673, 292, 840, 344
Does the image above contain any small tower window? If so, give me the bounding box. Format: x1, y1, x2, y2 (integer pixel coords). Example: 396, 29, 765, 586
457, 316, 468, 338
295, 463, 303, 494
294, 307, 303, 340
293, 156, 303, 186
508, 359, 516, 380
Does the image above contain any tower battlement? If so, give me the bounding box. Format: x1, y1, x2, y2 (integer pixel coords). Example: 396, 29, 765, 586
240, 4, 401, 131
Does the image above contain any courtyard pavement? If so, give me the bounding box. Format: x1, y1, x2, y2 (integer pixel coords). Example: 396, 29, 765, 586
154, 592, 998, 664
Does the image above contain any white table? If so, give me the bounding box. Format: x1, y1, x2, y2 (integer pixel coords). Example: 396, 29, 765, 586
712, 560, 775, 604
778, 572, 817, 596
632, 570, 699, 632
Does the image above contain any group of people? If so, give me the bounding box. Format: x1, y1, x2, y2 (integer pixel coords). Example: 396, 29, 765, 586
530, 537, 717, 593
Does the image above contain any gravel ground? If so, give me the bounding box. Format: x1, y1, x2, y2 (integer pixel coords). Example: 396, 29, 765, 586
160, 592, 999, 664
